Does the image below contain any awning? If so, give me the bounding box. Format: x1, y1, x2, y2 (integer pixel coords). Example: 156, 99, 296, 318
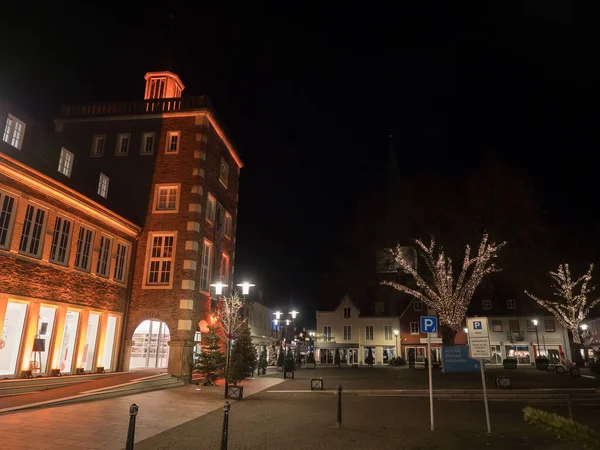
316, 342, 359, 350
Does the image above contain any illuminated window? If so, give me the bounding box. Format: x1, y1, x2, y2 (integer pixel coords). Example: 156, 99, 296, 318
113, 243, 129, 283
0, 190, 17, 249
91, 135, 105, 157
116, 133, 130, 156
57, 147, 74, 177
365, 326, 373, 340
74, 226, 94, 271
49, 216, 72, 265
141, 132, 154, 154
206, 194, 216, 223
96, 235, 112, 278
384, 326, 393, 340
200, 240, 213, 291
146, 234, 174, 285
344, 326, 351, 340
98, 173, 109, 198
224, 212, 232, 238
18, 204, 46, 258
3, 114, 26, 150
220, 253, 230, 283
166, 131, 180, 153
154, 185, 179, 212
323, 326, 332, 341
219, 157, 229, 188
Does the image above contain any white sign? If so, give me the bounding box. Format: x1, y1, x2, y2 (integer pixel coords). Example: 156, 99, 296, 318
420, 337, 442, 344
467, 317, 491, 359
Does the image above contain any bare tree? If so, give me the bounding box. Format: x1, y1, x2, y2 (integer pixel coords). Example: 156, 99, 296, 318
525, 264, 600, 345
382, 234, 505, 345
217, 291, 246, 396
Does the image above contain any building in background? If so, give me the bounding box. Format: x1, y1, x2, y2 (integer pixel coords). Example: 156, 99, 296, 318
244, 300, 275, 361
0, 71, 243, 380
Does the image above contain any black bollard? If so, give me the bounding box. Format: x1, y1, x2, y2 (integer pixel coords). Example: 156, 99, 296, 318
221, 401, 231, 450
336, 385, 342, 427
125, 403, 139, 450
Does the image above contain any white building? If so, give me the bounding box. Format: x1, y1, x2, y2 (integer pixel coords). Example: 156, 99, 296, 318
245, 301, 275, 356
316, 295, 400, 365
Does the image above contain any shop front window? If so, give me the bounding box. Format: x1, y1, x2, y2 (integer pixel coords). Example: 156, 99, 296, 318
487, 344, 502, 364
83, 313, 100, 371
102, 315, 118, 370
504, 344, 531, 365
538, 346, 561, 364
0, 302, 28, 376
129, 319, 170, 369
34, 306, 56, 374
363, 346, 376, 364
382, 347, 395, 364
59, 311, 80, 373
406, 347, 426, 363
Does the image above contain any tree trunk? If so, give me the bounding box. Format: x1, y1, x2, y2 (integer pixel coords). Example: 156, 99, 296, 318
441, 325, 457, 346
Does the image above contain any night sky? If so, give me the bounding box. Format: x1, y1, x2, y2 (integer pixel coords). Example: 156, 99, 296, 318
1, 2, 591, 326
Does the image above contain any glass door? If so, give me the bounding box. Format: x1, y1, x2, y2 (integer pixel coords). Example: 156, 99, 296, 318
83, 313, 100, 371
35, 306, 57, 375
0, 302, 28, 376
59, 311, 80, 374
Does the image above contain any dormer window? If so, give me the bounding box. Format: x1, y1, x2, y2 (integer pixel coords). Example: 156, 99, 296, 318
3, 114, 26, 150
147, 77, 166, 99
343, 307, 351, 318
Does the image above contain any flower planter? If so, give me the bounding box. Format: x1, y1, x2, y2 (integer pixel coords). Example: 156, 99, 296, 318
311, 378, 323, 390
226, 385, 244, 400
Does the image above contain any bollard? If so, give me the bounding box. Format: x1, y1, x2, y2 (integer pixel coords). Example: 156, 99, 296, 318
221, 401, 231, 450
336, 385, 342, 427
567, 393, 574, 420
125, 403, 139, 450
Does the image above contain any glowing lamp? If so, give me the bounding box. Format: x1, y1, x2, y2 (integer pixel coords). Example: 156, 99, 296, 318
463, 327, 468, 334
532, 319, 538, 326
237, 281, 255, 295
581, 323, 589, 331
290, 310, 299, 319
273, 311, 283, 320
393, 329, 399, 336
210, 281, 227, 295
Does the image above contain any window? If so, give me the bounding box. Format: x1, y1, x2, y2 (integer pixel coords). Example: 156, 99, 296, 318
544, 319, 556, 332
343, 307, 351, 318
365, 326, 373, 340
91, 135, 105, 156
0, 190, 17, 249
324, 326, 332, 342
200, 240, 213, 291
18, 204, 46, 257
147, 234, 175, 285
57, 147, 74, 177
220, 253, 230, 283
224, 212, 232, 238
147, 77, 166, 99
384, 326, 393, 340
115, 133, 130, 155
219, 157, 229, 188
206, 194, 216, 223
98, 173, 109, 198
3, 114, 25, 149
526, 320, 537, 332
154, 185, 179, 212
74, 226, 94, 271
166, 131, 180, 153
413, 300, 423, 311
113, 243, 129, 283
507, 299, 516, 309
509, 320, 520, 332
141, 132, 155, 154
491, 320, 503, 332
49, 216, 72, 265
344, 326, 351, 340
410, 322, 419, 334
483, 300, 492, 310
96, 236, 112, 277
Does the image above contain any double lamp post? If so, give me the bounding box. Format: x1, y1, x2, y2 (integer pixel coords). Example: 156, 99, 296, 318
273, 310, 299, 367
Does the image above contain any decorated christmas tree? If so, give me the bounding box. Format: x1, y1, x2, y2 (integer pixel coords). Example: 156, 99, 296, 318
228, 323, 258, 385
197, 324, 225, 385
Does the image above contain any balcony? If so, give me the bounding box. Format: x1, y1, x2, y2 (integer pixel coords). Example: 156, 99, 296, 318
507, 331, 525, 342
59, 96, 212, 119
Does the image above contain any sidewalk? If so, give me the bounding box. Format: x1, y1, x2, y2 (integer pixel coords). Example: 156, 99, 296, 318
0, 376, 284, 450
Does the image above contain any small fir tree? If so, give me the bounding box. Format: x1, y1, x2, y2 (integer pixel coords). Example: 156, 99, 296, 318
228, 323, 258, 385
197, 325, 225, 385
258, 348, 268, 374
365, 348, 375, 367
334, 349, 341, 367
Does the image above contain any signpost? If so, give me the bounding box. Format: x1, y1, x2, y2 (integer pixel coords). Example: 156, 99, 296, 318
420, 316, 437, 432
466, 317, 492, 434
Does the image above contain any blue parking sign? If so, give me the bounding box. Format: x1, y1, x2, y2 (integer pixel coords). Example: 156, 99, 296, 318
420, 316, 438, 334
473, 321, 482, 330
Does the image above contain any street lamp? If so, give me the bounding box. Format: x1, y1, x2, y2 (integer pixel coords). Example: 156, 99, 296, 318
273, 310, 299, 372
236, 281, 255, 296
210, 280, 228, 296
394, 329, 399, 359
463, 327, 468, 334
532, 319, 540, 358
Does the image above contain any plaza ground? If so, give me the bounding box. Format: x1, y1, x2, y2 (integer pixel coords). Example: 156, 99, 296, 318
0, 366, 598, 449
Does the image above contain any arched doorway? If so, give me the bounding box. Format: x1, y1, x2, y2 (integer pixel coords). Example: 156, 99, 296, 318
129, 320, 170, 369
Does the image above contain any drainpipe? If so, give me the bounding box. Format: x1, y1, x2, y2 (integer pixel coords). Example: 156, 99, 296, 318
117, 236, 139, 372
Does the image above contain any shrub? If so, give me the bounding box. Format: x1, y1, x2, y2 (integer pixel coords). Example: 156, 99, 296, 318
523, 407, 600, 449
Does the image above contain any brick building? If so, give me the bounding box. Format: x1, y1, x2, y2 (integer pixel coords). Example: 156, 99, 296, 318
0, 71, 243, 380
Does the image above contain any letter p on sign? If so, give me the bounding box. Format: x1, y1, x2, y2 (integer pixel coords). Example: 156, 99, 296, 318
420, 316, 438, 334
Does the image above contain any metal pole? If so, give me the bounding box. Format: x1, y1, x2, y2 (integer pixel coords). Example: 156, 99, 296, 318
224, 339, 230, 398
395, 334, 398, 358
480, 360, 492, 434
221, 401, 230, 450
336, 385, 342, 427
125, 403, 138, 450
535, 326, 540, 358
427, 334, 434, 431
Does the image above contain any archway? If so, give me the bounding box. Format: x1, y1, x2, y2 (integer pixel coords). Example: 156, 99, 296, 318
129, 319, 171, 369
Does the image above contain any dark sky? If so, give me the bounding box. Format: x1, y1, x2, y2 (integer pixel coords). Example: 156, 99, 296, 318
1, 2, 591, 325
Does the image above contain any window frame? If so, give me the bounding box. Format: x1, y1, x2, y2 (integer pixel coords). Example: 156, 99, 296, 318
200, 239, 213, 292
140, 132, 155, 155
98, 173, 109, 198
219, 157, 229, 188
91, 135, 106, 157
57, 147, 74, 178
113, 242, 130, 283
0, 189, 18, 250
224, 212, 233, 238
115, 133, 131, 156
49, 215, 73, 266
165, 131, 180, 154
343, 307, 351, 318
323, 326, 332, 342
544, 319, 556, 332
18, 203, 48, 258
507, 299, 516, 310
384, 325, 393, 340
491, 320, 503, 332
410, 322, 419, 335
365, 325, 374, 341
343, 325, 352, 340
143, 232, 177, 289
74, 225, 95, 272
152, 184, 180, 214
95, 235, 113, 278
413, 300, 423, 311
3, 114, 26, 150
206, 194, 216, 223
482, 299, 492, 310
220, 252, 230, 284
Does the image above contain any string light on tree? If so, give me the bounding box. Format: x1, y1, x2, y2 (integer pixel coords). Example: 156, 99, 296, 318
381, 233, 505, 345
525, 263, 600, 345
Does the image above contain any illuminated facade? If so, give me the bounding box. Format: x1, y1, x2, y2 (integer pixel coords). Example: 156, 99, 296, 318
0, 72, 243, 380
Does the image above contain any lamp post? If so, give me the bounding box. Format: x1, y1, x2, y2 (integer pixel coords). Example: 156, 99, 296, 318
580, 323, 589, 362
394, 329, 399, 359
532, 319, 540, 358
273, 310, 299, 371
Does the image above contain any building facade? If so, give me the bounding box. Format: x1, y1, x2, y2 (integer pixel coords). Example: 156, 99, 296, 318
0, 71, 243, 380
315, 295, 400, 365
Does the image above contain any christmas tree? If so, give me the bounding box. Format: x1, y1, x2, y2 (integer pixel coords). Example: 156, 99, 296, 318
197, 324, 225, 385
365, 348, 374, 367
258, 348, 267, 374
334, 348, 341, 367
228, 323, 258, 385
